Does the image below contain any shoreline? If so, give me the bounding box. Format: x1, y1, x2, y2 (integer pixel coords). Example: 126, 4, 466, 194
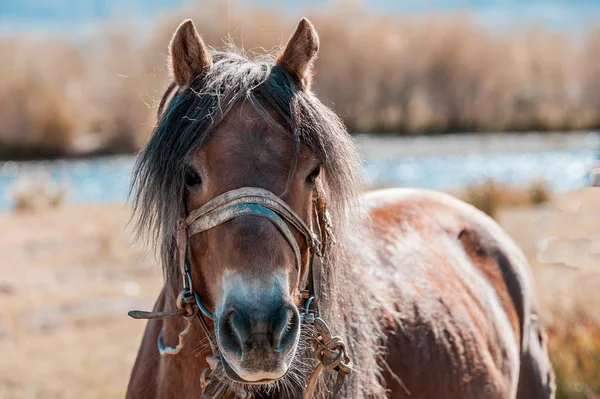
355, 131, 599, 159
1, 131, 598, 163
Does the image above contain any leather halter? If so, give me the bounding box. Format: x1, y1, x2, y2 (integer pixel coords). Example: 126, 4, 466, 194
177, 186, 322, 320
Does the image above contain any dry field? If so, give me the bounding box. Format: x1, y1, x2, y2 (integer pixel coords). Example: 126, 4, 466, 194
0, 188, 599, 398
0, 206, 162, 398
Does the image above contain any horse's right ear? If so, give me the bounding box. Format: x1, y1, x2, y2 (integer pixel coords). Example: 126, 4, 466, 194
276, 18, 319, 90
169, 19, 212, 88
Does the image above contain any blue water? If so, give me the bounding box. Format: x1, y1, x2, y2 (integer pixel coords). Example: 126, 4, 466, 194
0, 149, 596, 212
363, 150, 596, 191
0, 156, 135, 212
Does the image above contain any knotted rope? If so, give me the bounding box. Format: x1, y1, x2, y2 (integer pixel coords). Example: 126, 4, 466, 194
304, 318, 353, 399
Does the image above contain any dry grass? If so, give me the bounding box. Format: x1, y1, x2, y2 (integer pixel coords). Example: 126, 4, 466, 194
10, 176, 68, 212
460, 179, 552, 219
0, 40, 79, 158
548, 312, 600, 399
1, 3, 600, 159
0, 205, 162, 399
497, 187, 600, 399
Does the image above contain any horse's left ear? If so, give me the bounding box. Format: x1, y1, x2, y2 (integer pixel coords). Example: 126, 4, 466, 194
276, 18, 319, 90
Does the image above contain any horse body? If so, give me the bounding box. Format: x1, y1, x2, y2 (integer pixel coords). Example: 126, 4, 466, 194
127, 17, 554, 399
360, 188, 553, 398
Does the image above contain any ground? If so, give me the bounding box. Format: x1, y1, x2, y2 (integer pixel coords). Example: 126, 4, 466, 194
0, 189, 598, 398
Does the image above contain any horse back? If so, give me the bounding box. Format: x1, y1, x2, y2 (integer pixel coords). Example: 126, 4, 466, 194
362, 188, 554, 398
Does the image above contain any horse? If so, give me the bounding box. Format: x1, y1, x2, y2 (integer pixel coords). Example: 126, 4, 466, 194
126, 18, 555, 398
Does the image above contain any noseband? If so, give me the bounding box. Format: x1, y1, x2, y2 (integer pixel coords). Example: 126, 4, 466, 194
183, 187, 320, 304
129, 187, 352, 398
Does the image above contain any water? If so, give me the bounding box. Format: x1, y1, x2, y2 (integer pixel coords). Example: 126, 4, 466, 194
0, 156, 135, 211
363, 150, 596, 190
0, 142, 597, 212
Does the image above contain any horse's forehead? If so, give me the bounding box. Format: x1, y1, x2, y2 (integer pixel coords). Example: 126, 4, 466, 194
198, 101, 295, 189
214, 102, 292, 160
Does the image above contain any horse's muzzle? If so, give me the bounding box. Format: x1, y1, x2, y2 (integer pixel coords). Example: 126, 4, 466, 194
217, 299, 300, 383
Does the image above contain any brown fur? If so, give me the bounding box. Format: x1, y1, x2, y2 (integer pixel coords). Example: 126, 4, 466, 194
366, 192, 553, 398
185, 102, 315, 312
276, 18, 319, 90
170, 19, 212, 87
128, 102, 316, 398
127, 18, 554, 399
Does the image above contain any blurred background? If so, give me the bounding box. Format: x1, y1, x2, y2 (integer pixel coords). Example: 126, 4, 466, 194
0, 0, 599, 398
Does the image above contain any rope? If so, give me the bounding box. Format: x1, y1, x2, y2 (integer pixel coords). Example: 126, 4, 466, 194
304, 318, 353, 399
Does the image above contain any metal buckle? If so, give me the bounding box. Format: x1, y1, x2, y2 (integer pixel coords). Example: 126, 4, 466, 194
301, 296, 319, 324
184, 266, 214, 320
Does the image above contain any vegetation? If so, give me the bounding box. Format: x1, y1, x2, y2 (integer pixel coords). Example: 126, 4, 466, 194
461, 179, 552, 219
549, 312, 600, 399
10, 176, 67, 212
1, 2, 600, 159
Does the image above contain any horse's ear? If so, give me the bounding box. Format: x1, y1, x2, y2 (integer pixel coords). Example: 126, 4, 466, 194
276, 18, 319, 90
169, 19, 212, 88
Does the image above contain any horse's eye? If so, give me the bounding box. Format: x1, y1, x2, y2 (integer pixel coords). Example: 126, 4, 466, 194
185, 168, 202, 189
306, 165, 321, 184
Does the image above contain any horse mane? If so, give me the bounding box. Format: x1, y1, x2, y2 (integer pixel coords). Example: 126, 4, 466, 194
130, 48, 387, 398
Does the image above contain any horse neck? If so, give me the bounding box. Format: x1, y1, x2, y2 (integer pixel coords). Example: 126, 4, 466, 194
317, 228, 389, 398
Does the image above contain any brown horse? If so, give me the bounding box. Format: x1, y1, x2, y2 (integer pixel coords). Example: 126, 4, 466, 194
127, 18, 555, 398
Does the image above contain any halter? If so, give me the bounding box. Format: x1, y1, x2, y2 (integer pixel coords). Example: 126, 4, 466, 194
129, 187, 352, 398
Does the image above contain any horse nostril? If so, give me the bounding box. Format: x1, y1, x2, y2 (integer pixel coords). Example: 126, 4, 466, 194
271, 304, 300, 352
218, 310, 247, 359
218, 303, 300, 360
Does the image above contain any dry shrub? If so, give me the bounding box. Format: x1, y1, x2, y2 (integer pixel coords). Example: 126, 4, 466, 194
463, 180, 503, 219
1, 2, 600, 159
11, 176, 68, 212
307, 7, 594, 133
82, 26, 160, 153
461, 179, 552, 219
591, 166, 600, 187
0, 39, 81, 158
530, 179, 553, 205
580, 29, 600, 127
547, 312, 600, 399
